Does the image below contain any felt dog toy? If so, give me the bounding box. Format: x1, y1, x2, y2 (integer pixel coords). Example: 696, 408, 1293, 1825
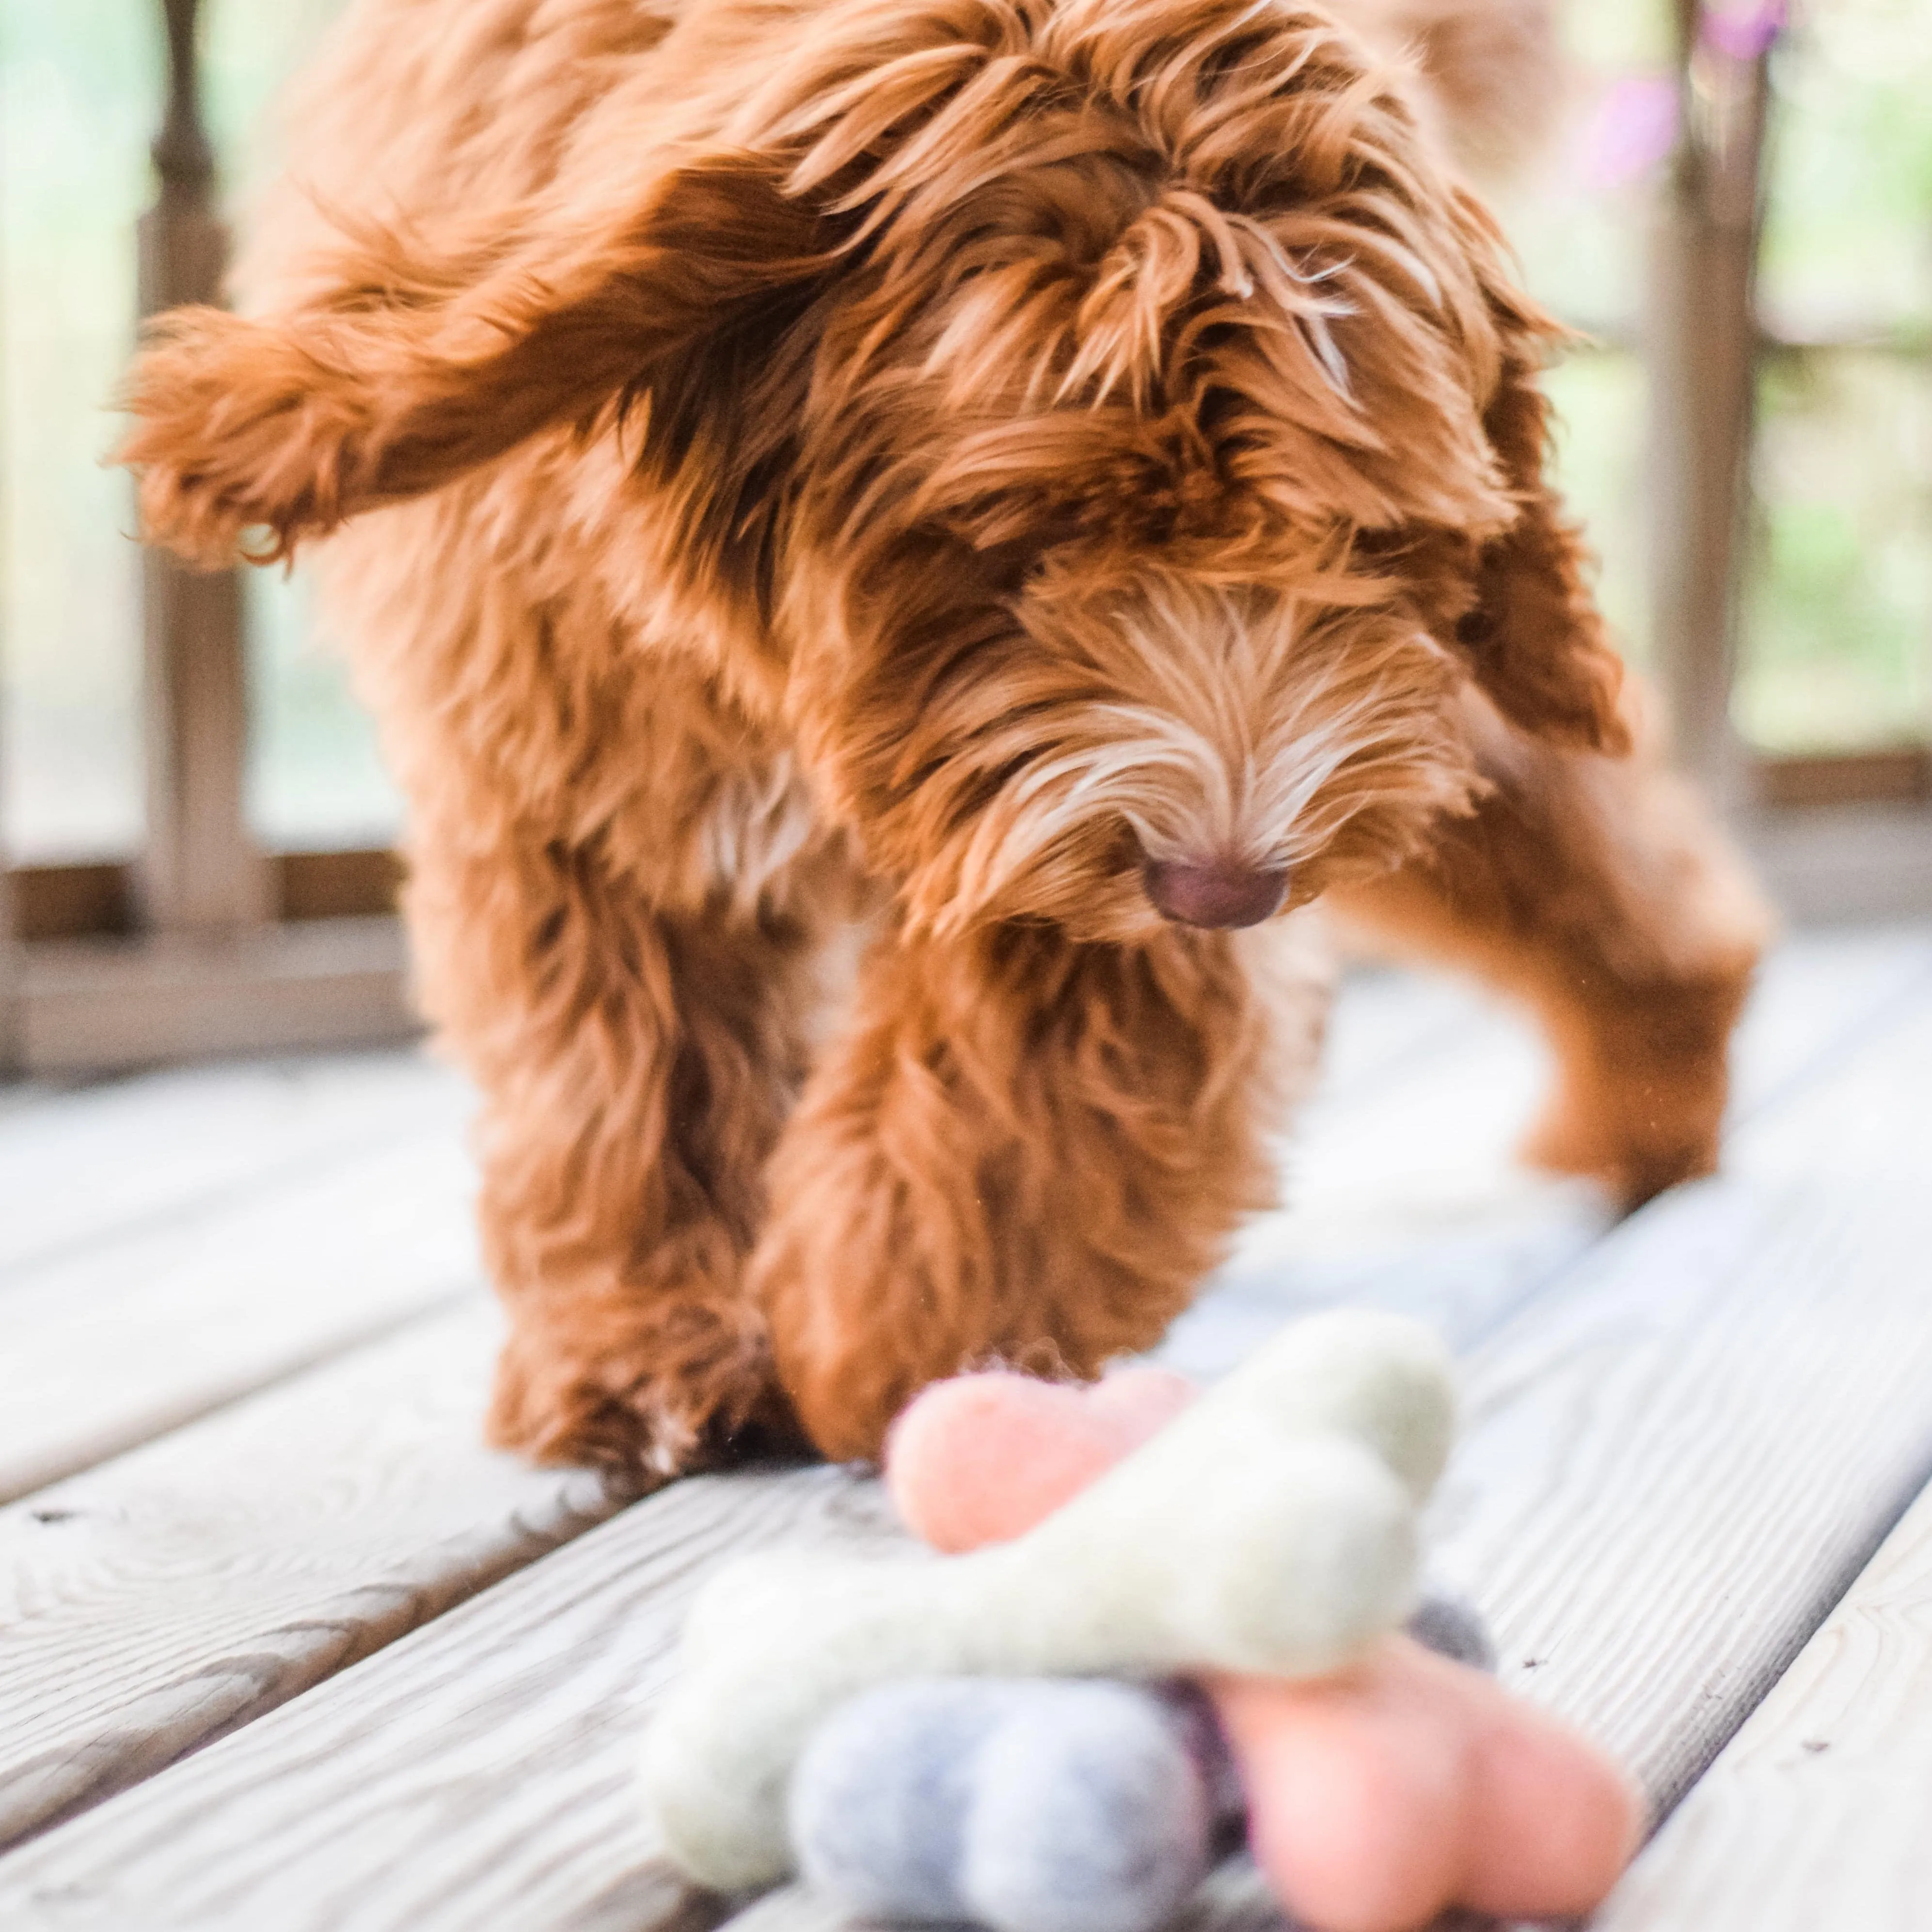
785, 1608, 1493, 1932
1209, 1638, 1638, 1932
878, 1355, 1642, 1932
639, 1311, 1454, 1891
790, 1676, 1238, 1932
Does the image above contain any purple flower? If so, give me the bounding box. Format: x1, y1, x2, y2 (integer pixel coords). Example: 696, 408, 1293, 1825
1583, 75, 1679, 190
1701, 0, 1786, 62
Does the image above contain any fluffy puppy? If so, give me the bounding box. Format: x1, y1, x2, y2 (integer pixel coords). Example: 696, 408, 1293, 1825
117, 0, 1768, 1473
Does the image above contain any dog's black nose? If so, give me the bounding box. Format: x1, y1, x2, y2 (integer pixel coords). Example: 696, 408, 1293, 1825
1142, 858, 1289, 929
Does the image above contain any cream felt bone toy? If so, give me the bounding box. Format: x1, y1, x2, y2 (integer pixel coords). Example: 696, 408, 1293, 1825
640, 1311, 1455, 1892
865, 1361, 1640, 1932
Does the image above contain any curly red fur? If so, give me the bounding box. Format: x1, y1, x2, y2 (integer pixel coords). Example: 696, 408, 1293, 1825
115, 0, 1767, 1473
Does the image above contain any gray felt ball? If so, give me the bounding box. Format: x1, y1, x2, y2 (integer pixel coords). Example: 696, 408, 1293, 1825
1406, 1591, 1497, 1672
789, 1677, 1217, 1932
960, 1680, 1215, 1932
789, 1676, 1001, 1920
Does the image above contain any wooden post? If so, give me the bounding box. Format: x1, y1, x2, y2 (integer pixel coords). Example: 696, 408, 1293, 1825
136, 0, 269, 933
0, 866, 18, 1077
0, 172, 17, 1073
1647, 0, 1778, 809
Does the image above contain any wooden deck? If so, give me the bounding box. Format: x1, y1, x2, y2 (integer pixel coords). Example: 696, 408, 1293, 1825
2, 922, 1931, 1929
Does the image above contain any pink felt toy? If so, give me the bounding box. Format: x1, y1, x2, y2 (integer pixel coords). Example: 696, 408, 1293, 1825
885, 1364, 1198, 1554
884, 1365, 1641, 1932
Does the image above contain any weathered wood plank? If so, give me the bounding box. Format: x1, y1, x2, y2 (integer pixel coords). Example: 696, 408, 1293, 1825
0, 1046, 469, 1283
736, 960, 1932, 1932
0, 962, 1509, 1876
1720, 918, 1932, 1118
0, 951, 1499, 1855
1595, 1473, 1932, 1929
1165, 924, 1932, 1381
0, 1469, 903, 1930
0, 1306, 614, 1847
718, 1857, 1493, 1932
0, 930, 1925, 1927
1306, 962, 1480, 1106
16, 918, 419, 1078
722, 1858, 1319, 1932
1158, 987, 1600, 1381
0, 1127, 481, 1501
0, 984, 1562, 1927
1419, 981, 1932, 1821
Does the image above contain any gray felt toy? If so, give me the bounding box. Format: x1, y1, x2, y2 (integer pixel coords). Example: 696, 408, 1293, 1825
1403, 1590, 1496, 1673
785, 1596, 1494, 1932
789, 1676, 1236, 1932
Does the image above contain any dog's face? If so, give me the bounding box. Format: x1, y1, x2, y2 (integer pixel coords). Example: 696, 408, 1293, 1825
714, 0, 1629, 941
858, 561, 1481, 942
120, 0, 1627, 943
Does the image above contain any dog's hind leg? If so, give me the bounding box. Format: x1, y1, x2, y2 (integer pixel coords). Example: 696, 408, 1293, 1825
746, 917, 1330, 1462
1327, 693, 1771, 1211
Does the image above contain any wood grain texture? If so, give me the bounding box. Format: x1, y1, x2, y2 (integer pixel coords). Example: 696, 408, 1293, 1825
0, 1470, 905, 1931
718, 1860, 1367, 1932
738, 940, 1932, 1932
2, 930, 1927, 1930
0, 957, 1502, 1866
1595, 1474, 1932, 1929
1162, 925, 1932, 1382
0, 1306, 613, 1848
715, 932, 1932, 1932
0, 1045, 469, 1283
1420, 973, 1932, 1821
1718, 920, 1932, 1118
1158, 987, 1605, 1381
0, 1125, 481, 1501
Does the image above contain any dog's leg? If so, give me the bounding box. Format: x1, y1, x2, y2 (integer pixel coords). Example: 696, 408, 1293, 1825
406, 813, 848, 1480
747, 918, 1329, 1461
1328, 697, 1771, 1210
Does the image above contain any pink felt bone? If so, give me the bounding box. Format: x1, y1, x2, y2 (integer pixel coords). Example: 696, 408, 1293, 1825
884, 1365, 1641, 1932
885, 1364, 1198, 1554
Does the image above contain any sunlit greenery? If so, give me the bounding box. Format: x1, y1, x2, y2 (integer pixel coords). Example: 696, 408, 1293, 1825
0, 0, 377, 862
1748, 0, 1932, 748
1504, 0, 1932, 753
1744, 349, 1932, 749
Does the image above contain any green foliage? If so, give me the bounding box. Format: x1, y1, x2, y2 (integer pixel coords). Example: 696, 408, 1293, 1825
1513, 0, 1932, 756
1742, 350, 1932, 749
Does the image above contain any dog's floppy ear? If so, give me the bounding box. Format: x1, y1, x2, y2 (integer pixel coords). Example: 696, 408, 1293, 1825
1456, 316, 1632, 757
119, 153, 830, 567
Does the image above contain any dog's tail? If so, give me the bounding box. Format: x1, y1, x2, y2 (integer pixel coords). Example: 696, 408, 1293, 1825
1344, 0, 1568, 179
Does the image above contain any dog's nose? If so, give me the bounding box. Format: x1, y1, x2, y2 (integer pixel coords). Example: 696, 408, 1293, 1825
1142, 858, 1289, 929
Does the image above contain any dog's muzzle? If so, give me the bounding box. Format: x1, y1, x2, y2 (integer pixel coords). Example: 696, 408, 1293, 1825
1142, 858, 1289, 929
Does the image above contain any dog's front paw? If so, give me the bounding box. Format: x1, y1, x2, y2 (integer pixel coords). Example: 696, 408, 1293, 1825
486, 1311, 804, 1481
118, 307, 370, 568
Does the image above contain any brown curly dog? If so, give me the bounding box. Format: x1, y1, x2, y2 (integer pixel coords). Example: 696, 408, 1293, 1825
117, 0, 1768, 1475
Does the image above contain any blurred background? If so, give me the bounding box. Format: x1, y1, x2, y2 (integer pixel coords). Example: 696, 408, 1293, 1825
4, 0, 392, 865
1, 0, 1929, 1073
